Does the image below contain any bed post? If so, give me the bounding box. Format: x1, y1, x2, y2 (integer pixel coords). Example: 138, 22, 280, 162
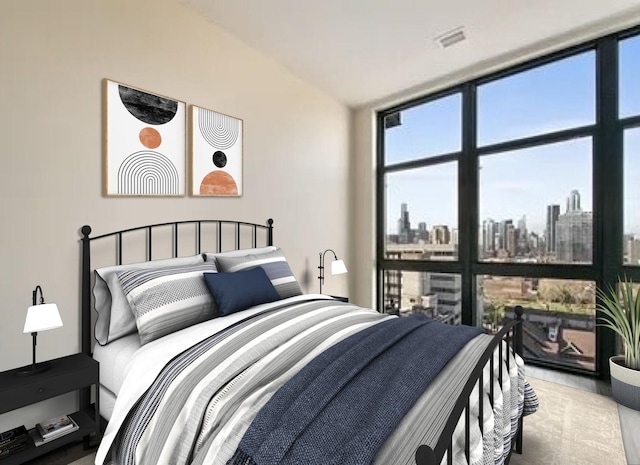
514, 305, 523, 358
415, 444, 436, 465
514, 305, 524, 454
81, 225, 92, 356
80, 225, 92, 420
267, 218, 274, 246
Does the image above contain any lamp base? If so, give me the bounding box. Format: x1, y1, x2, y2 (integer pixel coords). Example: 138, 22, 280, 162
15, 361, 52, 377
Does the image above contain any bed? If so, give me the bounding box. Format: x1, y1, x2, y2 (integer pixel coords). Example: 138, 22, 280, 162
79, 219, 535, 465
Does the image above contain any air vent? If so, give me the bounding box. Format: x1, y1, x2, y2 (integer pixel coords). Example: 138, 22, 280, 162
435, 27, 466, 48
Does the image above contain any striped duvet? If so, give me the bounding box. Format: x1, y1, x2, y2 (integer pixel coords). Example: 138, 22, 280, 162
95, 296, 533, 465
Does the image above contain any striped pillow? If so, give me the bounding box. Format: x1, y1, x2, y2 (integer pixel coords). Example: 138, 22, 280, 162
214, 248, 303, 299
117, 262, 219, 345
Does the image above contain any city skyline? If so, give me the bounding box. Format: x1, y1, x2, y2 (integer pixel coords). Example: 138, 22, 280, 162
388, 187, 591, 240
384, 39, 640, 238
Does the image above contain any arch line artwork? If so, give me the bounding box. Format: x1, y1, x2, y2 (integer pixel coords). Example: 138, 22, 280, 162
198, 107, 239, 150
103, 79, 186, 196
117, 151, 181, 195
191, 105, 243, 197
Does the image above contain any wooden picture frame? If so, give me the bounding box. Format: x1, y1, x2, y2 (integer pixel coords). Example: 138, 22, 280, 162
190, 105, 243, 197
103, 79, 186, 196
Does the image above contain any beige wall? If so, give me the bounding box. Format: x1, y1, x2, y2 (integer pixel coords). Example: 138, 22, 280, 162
0, 0, 351, 430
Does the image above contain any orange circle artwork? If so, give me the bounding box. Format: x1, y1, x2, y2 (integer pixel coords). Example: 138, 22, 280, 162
200, 170, 238, 196
139, 127, 162, 149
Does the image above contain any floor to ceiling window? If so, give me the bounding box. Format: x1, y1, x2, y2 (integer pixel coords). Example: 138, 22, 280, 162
376, 26, 640, 377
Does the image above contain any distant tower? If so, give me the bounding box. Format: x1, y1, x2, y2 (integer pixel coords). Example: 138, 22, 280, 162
567, 190, 581, 212
557, 190, 592, 262
397, 203, 411, 243
417, 222, 428, 241
483, 219, 496, 255
546, 205, 560, 253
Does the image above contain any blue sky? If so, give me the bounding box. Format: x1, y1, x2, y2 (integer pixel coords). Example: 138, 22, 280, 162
385, 35, 640, 237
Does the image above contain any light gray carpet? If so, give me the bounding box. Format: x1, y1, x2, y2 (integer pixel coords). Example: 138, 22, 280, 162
510, 376, 626, 465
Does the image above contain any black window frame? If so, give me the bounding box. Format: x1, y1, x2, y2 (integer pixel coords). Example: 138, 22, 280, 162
376, 25, 640, 379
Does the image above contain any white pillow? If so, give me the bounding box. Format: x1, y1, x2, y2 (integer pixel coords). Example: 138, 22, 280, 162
214, 248, 303, 299
203, 246, 276, 262
93, 254, 204, 345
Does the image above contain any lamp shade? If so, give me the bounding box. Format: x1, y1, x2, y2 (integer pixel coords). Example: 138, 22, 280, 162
330, 259, 348, 275
23, 303, 63, 333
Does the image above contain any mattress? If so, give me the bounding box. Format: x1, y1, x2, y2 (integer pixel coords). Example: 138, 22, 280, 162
93, 332, 141, 396
94, 296, 531, 465
99, 384, 117, 421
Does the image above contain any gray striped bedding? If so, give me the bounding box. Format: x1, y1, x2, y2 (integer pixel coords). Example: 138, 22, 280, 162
95, 297, 534, 465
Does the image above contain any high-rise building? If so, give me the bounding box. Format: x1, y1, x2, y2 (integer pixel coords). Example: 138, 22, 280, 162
482, 219, 496, 256
625, 235, 640, 265
556, 190, 592, 262
497, 219, 513, 254
425, 273, 461, 324
432, 225, 450, 245
417, 222, 428, 242
546, 204, 560, 254
516, 215, 528, 255
505, 223, 518, 257
397, 203, 411, 243
568, 189, 581, 212
384, 243, 460, 323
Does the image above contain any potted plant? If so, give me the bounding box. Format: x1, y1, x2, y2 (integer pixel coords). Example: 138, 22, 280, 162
596, 277, 640, 410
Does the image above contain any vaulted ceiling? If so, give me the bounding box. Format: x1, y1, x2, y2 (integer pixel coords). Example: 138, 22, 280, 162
179, 0, 640, 107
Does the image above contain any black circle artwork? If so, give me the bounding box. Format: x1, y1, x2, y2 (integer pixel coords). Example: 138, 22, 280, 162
118, 85, 178, 125
212, 151, 227, 168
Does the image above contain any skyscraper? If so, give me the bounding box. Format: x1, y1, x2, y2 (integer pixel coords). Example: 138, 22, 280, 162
397, 203, 411, 243
432, 225, 450, 245
546, 204, 560, 254
556, 190, 592, 262
483, 219, 496, 256
568, 189, 581, 212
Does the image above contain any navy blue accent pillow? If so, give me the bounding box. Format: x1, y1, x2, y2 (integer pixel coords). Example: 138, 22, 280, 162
203, 267, 281, 316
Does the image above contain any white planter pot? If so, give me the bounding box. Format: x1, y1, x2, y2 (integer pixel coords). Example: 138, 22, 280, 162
610, 355, 640, 411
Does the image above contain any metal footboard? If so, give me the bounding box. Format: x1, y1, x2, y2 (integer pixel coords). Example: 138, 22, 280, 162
415, 305, 524, 465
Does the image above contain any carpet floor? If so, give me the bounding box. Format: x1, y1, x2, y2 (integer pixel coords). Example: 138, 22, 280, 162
510, 376, 626, 465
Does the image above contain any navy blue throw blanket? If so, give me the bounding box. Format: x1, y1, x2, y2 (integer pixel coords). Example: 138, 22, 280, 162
227, 315, 483, 465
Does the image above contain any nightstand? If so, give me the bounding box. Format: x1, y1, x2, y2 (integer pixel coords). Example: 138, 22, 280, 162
0, 354, 100, 464
330, 295, 349, 303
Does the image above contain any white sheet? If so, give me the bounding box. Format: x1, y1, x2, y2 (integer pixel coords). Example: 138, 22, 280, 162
93, 333, 141, 396
94, 294, 333, 465
99, 384, 117, 421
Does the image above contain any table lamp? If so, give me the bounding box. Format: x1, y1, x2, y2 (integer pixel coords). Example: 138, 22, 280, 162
16, 285, 63, 377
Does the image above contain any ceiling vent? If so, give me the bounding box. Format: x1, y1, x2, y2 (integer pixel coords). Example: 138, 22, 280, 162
435, 27, 466, 48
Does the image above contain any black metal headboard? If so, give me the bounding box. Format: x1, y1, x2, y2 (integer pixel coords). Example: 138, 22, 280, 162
80, 218, 274, 357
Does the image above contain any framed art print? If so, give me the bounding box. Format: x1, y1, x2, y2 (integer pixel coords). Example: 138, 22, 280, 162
190, 105, 243, 196
103, 79, 186, 196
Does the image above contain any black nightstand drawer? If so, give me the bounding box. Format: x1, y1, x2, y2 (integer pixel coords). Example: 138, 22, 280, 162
0, 353, 100, 463
0, 354, 98, 414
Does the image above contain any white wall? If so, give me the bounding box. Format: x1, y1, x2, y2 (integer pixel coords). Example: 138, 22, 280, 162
0, 0, 351, 431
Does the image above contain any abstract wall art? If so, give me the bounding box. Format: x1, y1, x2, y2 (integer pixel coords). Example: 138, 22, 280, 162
103, 79, 186, 196
190, 105, 243, 196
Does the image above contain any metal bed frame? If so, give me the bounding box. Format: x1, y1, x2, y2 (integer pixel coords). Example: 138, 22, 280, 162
415, 306, 524, 465
79, 218, 524, 465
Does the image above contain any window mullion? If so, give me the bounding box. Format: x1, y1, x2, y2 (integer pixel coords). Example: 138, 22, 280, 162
595, 34, 621, 377
460, 83, 477, 326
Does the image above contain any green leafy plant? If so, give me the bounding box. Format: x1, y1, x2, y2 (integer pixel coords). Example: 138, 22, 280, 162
596, 277, 640, 371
